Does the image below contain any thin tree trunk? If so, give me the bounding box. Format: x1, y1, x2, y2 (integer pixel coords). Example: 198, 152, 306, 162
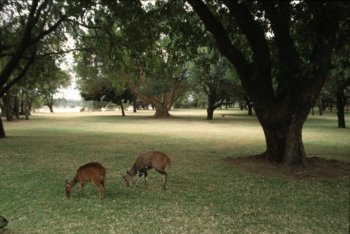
336, 80, 348, 128
133, 101, 137, 113
47, 104, 54, 113
207, 91, 217, 120
247, 103, 253, 116
0, 117, 5, 138
318, 99, 323, 116
336, 96, 346, 128
120, 102, 125, 117
14, 95, 20, 119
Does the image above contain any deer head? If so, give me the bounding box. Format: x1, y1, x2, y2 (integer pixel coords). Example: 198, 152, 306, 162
120, 171, 132, 188
65, 180, 72, 199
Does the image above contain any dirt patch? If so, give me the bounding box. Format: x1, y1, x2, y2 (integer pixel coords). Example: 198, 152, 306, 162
225, 155, 350, 180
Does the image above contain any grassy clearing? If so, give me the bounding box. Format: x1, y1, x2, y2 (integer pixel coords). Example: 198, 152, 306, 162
0, 109, 349, 233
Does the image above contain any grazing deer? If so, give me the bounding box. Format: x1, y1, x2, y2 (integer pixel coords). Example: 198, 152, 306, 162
121, 151, 171, 190
65, 162, 106, 199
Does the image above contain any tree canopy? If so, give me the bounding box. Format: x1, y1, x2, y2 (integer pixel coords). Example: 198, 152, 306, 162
0, 0, 92, 137
0, 0, 348, 170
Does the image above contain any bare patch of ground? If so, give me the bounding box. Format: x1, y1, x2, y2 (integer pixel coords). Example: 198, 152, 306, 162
226, 155, 350, 180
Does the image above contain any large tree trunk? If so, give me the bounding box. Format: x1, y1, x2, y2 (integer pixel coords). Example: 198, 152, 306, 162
153, 104, 171, 118
206, 106, 214, 120
259, 110, 308, 165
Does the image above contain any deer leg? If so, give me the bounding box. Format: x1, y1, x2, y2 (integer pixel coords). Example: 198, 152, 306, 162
98, 183, 105, 199
93, 179, 105, 199
163, 173, 168, 190
136, 172, 143, 187
79, 182, 85, 196
144, 170, 148, 189
155, 169, 168, 190
100, 177, 105, 198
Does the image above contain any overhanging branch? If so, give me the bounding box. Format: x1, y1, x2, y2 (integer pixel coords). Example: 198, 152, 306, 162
223, 0, 271, 77
0, 51, 36, 97
186, 0, 251, 82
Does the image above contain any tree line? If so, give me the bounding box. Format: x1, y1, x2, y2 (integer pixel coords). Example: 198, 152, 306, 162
0, 0, 349, 167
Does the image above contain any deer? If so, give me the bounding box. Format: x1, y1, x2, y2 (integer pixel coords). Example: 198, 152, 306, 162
121, 151, 171, 190
65, 162, 106, 199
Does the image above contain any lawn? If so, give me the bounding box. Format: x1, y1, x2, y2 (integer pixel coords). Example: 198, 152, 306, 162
0, 109, 349, 233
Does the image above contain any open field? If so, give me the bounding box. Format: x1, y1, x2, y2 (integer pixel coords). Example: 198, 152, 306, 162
0, 109, 349, 233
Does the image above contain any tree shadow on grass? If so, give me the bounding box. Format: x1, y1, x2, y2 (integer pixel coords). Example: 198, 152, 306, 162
225, 155, 350, 180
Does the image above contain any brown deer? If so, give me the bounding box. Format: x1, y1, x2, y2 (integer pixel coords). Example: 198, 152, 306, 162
121, 151, 171, 190
65, 162, 106, 199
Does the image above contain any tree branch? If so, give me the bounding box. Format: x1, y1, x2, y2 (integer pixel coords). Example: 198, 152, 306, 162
261, 1, 300, 92
306, 2, 340, 94
223, 0, 271, 77
186, 0, 251, 83
30, 14, 67, 46
0, 51, 36, 97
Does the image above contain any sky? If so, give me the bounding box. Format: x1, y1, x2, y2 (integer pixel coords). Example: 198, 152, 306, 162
55, 48, 82, 100
55, 80, 81, 100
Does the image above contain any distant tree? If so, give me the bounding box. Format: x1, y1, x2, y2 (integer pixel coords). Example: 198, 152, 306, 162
73, 1, 201, 118
316, 16, 350, 127
26, 57, 70, 113
128, 53, 188, 118
331, 17, 350, 128
190, 48, 237, 120
79, 77, 134, 116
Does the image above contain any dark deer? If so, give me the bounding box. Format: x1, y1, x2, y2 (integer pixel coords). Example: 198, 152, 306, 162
65, 162, 106, 199
121, 151, 171, 190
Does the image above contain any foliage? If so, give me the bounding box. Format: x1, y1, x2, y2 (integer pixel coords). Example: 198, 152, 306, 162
0, 0, 94, 137
73, 1, 203, 118
21, 56, 71, 110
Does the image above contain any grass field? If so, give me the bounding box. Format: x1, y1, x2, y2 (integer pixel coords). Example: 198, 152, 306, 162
0, 109, 349, 233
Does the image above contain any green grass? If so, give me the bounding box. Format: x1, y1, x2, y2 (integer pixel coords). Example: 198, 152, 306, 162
0, 109, 349, 233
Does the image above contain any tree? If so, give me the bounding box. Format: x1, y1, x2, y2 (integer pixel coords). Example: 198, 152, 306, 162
0, 0, 92, 138
73, 1, 200, 118
78, 76, 134, 116
187, 0, 345, 165
331, 17, 350, 128
128, 51, 188, 118
190, 47, 237, 120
